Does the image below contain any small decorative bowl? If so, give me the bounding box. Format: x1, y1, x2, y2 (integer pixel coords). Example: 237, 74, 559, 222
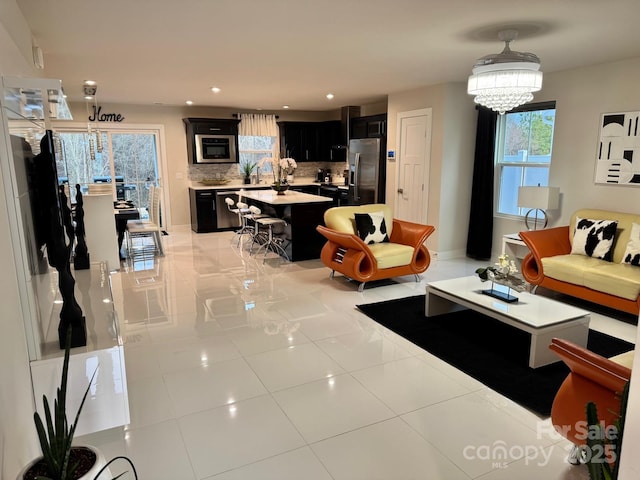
200, 178, 230, 186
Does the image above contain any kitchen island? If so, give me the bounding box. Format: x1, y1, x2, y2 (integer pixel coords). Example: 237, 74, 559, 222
240, 189, 332, 261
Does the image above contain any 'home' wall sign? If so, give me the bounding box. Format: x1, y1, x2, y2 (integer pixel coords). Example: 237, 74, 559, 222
88, 105, 125, 122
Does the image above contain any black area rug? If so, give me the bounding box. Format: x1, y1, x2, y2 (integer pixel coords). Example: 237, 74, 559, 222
356, 295, 634, 417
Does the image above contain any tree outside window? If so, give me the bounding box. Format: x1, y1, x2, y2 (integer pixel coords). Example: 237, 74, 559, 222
495, 105, 556, 216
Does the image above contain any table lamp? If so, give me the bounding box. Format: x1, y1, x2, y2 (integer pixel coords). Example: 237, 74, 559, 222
517, 186, 559, 230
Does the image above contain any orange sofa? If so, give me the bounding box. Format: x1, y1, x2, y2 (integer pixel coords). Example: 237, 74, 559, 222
519, 209, 640, 315
549, 338, 632, 463
316, 204, 435, 291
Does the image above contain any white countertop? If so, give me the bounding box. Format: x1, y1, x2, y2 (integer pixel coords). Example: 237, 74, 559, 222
189, 178, 348, 191
241, 189, 333, 205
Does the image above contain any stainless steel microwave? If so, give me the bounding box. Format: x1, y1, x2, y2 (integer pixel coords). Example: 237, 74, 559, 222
194, 134, 237, 163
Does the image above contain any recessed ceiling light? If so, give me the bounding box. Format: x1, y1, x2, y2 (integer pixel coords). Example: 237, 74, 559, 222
326, 93, 334, 100
84, 95, 94, 100
84, 80, 96, 86
211, 87, 221, 93
186, 100, 193, 105
282, 105, 290, 109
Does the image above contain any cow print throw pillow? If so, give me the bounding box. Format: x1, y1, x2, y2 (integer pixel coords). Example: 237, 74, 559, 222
354, 211, 390, 245
622, 222, 640, 266
570, 217, 618, 261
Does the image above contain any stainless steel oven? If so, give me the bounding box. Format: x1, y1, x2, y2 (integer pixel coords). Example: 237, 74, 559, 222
194, 134, 237, 164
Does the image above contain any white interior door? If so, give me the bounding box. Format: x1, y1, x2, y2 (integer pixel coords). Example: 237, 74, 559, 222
396, 108, 431, 223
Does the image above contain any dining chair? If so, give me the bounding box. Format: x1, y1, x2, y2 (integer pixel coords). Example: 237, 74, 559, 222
125, 185, 164, 256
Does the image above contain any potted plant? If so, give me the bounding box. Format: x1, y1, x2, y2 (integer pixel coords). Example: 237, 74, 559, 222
584, 381, 630, 480
241, 161, 256, 184
18, 327, 137, 480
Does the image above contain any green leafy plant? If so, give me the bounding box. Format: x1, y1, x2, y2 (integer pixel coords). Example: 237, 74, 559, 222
241, 161, 256, 177
29, 326, 137, 479
584, 381, 630, 480
475, 254, 527, 292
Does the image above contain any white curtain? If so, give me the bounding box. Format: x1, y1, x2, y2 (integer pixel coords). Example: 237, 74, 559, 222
239, 113, 279, 155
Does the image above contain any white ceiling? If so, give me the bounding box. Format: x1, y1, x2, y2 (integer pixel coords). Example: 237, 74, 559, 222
16, 0, 640, 111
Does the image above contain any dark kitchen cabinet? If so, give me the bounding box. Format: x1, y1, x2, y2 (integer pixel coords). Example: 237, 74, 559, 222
318, 120, 346, 162
279, 120, 345, 162
189, 188, 217, 233
280, 121, 317, 162
351, 114, 387, 139
184, 118, 239, 135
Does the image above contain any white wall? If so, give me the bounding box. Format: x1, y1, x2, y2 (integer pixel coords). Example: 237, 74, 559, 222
0, 1, 43, 477
386, 82, 477, 256
387, 57, 640, 259
493, 57, 640, 252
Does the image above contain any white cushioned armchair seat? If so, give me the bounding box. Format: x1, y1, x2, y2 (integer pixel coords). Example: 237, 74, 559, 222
367, 242, 415, 269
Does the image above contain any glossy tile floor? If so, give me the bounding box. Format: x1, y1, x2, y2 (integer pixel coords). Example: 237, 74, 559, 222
77, 226, 637, 480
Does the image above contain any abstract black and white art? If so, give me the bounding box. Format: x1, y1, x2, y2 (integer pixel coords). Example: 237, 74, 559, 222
594, 111, 640, 185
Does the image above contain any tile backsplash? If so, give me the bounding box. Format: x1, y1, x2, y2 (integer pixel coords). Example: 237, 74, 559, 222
189, 161, 348, 183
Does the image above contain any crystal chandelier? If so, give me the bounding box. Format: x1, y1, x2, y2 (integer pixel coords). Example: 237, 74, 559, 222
467, 30, 543, 114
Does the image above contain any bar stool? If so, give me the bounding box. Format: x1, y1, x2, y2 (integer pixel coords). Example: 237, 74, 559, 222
225, 198, 251, 245
254, 214, 290, 262
243, 205, 269, 252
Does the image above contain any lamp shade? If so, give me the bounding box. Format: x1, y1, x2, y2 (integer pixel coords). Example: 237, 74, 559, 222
517, 186, 559, 210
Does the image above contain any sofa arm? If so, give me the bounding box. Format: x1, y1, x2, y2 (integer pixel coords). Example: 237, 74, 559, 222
519, 226, 571, 284
519, 226, 571, 258
390, 219, 435, 248
549, 338, 631, 393
316, 225, 371, 251
316, 225, 377, 278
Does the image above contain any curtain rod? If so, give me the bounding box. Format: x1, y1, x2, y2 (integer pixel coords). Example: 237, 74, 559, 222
233, 113, 279, 119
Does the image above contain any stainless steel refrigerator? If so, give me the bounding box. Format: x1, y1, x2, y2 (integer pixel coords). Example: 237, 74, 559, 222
348, 138, 385, 205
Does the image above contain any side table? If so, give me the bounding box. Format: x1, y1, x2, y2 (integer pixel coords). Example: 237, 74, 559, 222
502, 233, 529, 261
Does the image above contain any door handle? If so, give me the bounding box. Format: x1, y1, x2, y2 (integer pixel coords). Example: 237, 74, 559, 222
354, 153, 360, 200
397, 188, 403, 194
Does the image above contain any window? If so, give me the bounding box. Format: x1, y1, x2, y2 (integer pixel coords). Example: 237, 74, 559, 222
495, 102, 556, 216
238, 135, 276, 175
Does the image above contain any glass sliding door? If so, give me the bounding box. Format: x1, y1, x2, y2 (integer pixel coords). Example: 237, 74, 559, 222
111, 132, 158, 209
58, 131, 111, 203
56, 128, 161, 212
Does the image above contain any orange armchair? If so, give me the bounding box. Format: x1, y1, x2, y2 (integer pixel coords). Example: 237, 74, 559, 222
549, 338, 632, 463
316, 204, 435, 291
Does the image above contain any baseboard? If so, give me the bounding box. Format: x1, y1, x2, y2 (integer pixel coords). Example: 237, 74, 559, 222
431, 248, 466, 261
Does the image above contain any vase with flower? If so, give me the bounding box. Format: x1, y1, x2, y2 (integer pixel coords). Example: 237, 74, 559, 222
475, 254, 527, 302
258, 155, 297, 195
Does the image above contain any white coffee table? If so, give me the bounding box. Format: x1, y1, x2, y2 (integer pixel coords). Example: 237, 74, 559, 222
425, 276, 591, 368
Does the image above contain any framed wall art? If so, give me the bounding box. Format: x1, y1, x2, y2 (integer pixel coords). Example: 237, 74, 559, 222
594, 111, 640, 186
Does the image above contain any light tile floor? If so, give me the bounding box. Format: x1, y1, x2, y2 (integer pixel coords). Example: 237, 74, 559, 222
77, 226, 636, 479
